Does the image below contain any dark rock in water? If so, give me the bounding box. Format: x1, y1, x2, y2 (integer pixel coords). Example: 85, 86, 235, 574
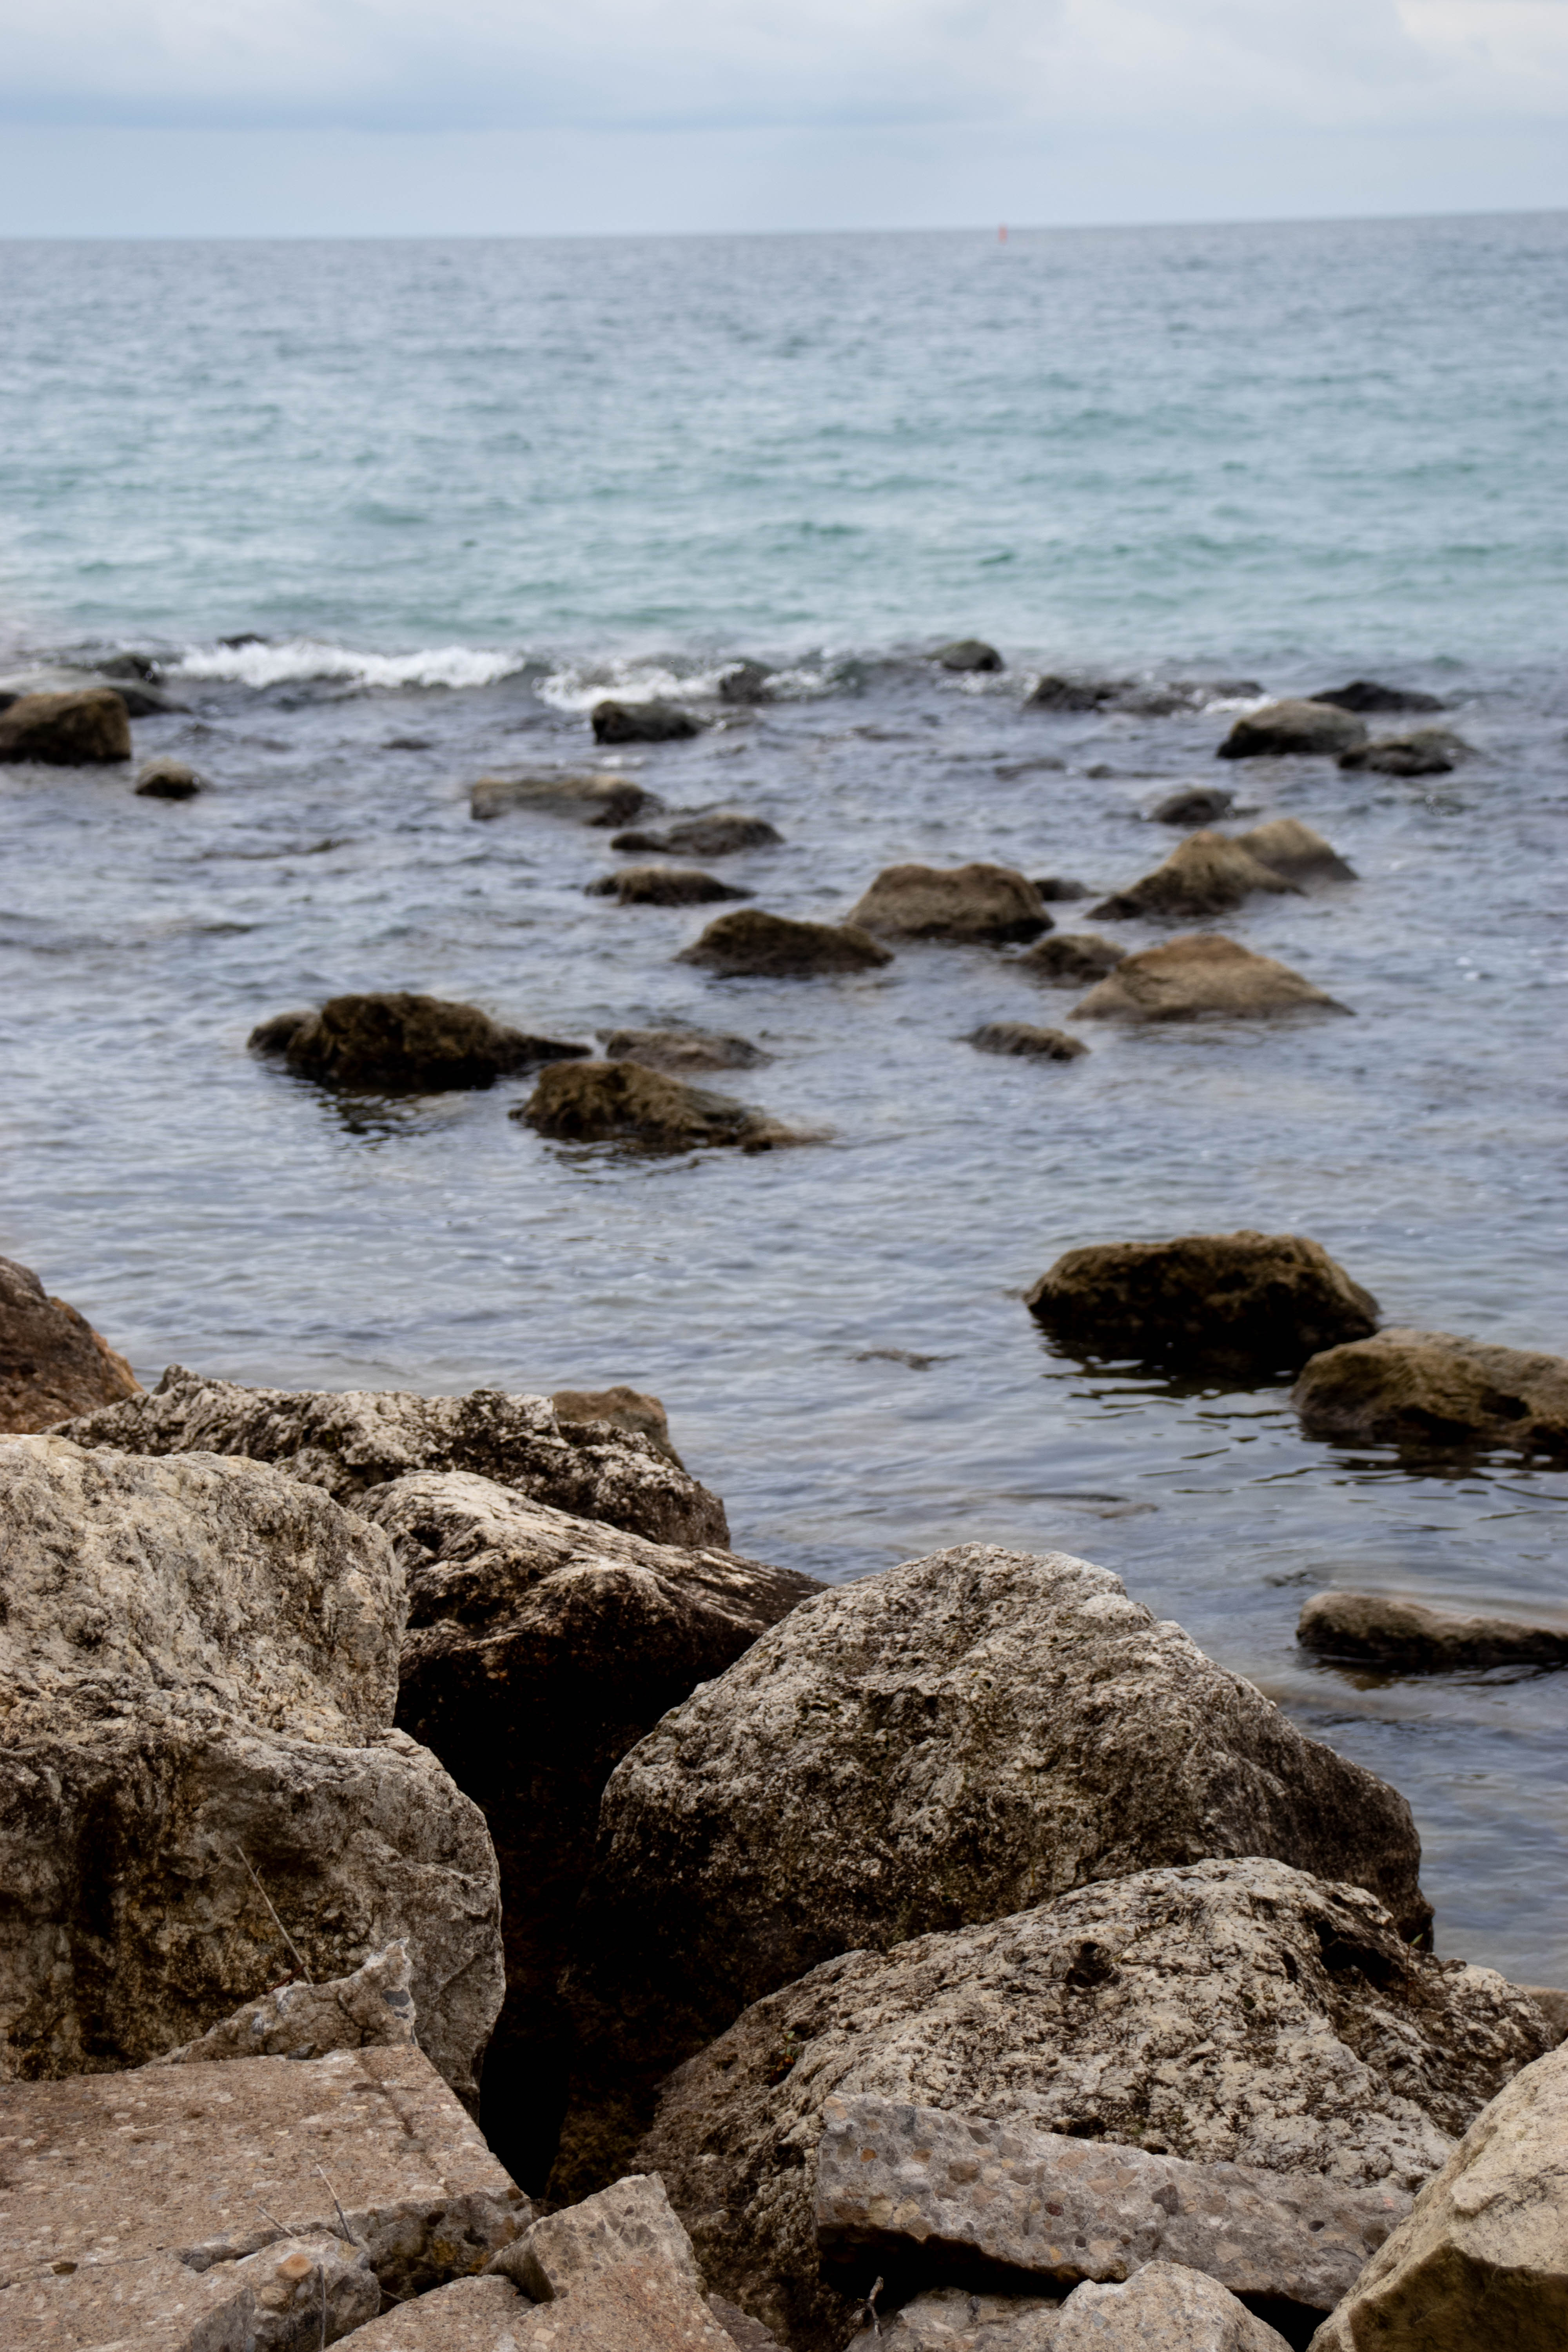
551, 1384, 681, 1463
592, 699, 702, 744
134, 756, 203, 800
967, 1022, 1087, 1062
601, 1027, 773, 1074
0, 664, 179, 718
1152, 784, 1234, 826
718, 660, 773, 704
934, 639, 1003, 673
471, 772, 659, 825
846, 862, 1051, 944
97, 651, 162, 681
518, 1060, 793, 1152
249, 991, 589, 1092
1031, 875, 1089, 900
1026, 674, 1123, 712
994, 755, 1066, 777
1339, 727, 1468, 776
677, 909, 893, 977
1233, 816, 1357, 884
1018, 932, 1125, 984
1216, 700, 1367, 760
0, 686, 131, 764
662, 813, 784, 857
1312, 680, 1445, 714
1292, 1330, 1568, 1458
372, 1470, 820, 2189
1297, 1590, 1568, 1673
1091, 829, 1299, 921
554, 1543, 1430, 2200
1072, 933, 1350, 1021
1026, 1230, 1379, 1373
0, 1253, 140, 1432
588, 866, 752, 907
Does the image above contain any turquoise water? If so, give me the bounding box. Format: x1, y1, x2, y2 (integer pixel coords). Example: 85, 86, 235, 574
1, 215, 1566, 1980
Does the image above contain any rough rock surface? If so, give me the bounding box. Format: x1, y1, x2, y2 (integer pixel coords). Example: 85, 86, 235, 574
967, 1023, 1087, 1062
1, 2229, 379, 2352
638, 1856, 1549, 2352
1053, 2264, 1290, 2350
59, 1360, 728, 1543
846, 2286, 1064, 2352
1090, 832, 1299, 922
936, 639, 1004, 671
589, 865, 752, 905
470, 771, 657, 824
0, 685, 132, 764
847, 863, 1051, 944
613, 813, 784, 857
816, 2094, 1412, 2311
601, 1025, 773, 1074
1310, 681, 1443, 714
677, 909, 893, 977
370, 1469, 819, 2186
1152, 786, 1234, 826
1216, 701, 1367, 760
518, 1059, 793, 1152
0, 1434, 503, 2102
1018, 934, 1125, 985
559, 1546, 1430, 2196
1025, 1232, 1379, 1373
0, 1252, 140, 1430
1297, 1590, 1568, 1673
249, 991, 588, 1091
1291, 1329, 1568, 1457
592, 697, 702, 742
491, 2171, 705, 2302
551, 1382, 681, 1462
134, 754, 205, 799
1338, 727, 1467, 776
1072, 934, 1350, 1021
148, 1940, 418, 2067
1309, 2042, 1568, 2351
336, 2273, 532, 2350
1232, 818, 1356, 886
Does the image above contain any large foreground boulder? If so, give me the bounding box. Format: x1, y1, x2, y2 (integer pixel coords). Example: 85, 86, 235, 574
677, 909, 893, 977
0, 686, 132, 764
0, 1436, 502, 2103
249, 991, 588, 1091
1292, 1330, 1568, 1458
557, 1544, 1430, 2195
1025, 1232, 1379, 1373
1216, 701, 1367, 760
517, 1059, 793, 1152
0, 1253, 140, 1431
1072, 934, 1349, 1021
368, 1469, 820, 2186
1298, 1589, 1568, 1673
640, 1856, 1547, 2352
59, 1361, 728, 1543
1091, 832, 1299, 922
846, 863, 1051, 944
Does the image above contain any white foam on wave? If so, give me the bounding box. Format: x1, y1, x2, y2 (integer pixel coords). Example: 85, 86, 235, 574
537, 653, 838, 711
172, 637, 527, 691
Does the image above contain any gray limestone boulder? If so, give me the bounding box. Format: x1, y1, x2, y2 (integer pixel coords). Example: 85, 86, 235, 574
846, 2287, 1064, 2352
0, 1251, 140, 1432
1297, 1590, 1568, 1673
847, 862, 1051, 945
57, 1361, 728, 1544
490, 2171, 705, 2302
1292, 1329, 1568, 1458
1216, 701, 1367, 760
1025, 1231, 1379, 1374
637, 1856, 1550, 2352
1090, 832, 1299, 922
556, 1545, 1430, 2196
341, 2275, 534, 2350
1071, 935, 1350, 1021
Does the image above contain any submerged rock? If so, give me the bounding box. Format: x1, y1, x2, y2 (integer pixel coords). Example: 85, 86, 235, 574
847, 862, 1051, 944
640, 1856, 1542, 2352
1233, 817, 1356, 884
935, 639, 1004, 673
518, 1060, 793, 1152
134, 755, 204, 799
1151, 784, 1235, 826
1216, 701, 1367, 760
1017, 932, 1125, 985
1072, 934, 1350, 1021
588, 866, 751, 906
0, 686, 132, 764
470, 772, 658, 825
0, 1252, 140, 1432
591, 699, 702, 743
1310, 680, 1445, 714
967, 1022, 1087, 1062
613, 813, 784, 857
1292, 1329, 1568, 1457
600, 1025, 772, 1074
1297, 1590, 1568, 1673
556, 1544, 1429, 2196
1027, 675, 1124, 711
1091, 830, 1299, 921
249, 991, 588, 1092
677, 908, 893, 977
1339, 727, 1468, 776
1025, 1230, 1379, 1373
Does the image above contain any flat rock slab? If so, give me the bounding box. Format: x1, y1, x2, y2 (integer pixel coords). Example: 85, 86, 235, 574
336, 2273, 532, 2349
817, 2095, 1411, 2311
1, 2229, 378, 2351
1297, 1590, 1568, 1672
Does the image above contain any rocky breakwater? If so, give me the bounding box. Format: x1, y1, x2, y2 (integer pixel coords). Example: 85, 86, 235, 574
554, 1541, 1430, 2198
0, 1252, 141, 1431
0, 1433, 503, 2104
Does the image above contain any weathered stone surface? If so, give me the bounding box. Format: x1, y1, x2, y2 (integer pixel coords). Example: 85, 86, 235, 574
1216, 701, 1367, 760
0, 1434, 503, 2103
492, 2172, 704, 2302
148, 1940, 417, 2067
589, 866, 753, 905
1232, 818, 1356, 886
1053, 2264, 1290, 2350
967, 1023, 1087, 1062
1310, 680, 1444, 714
339, 2273, 532, 2350
0, 2229, 379, 2352
638, 1857, 1548, 2352
0, 1253, 140, 1431
711, 2292, 788, 2347
560, 1547, 1430, 2198
135, 755, 205, 799
1515, 1989, 1568, 2046
1310, 2042, 1568, 2351
249, 991, 588, 1092
846, 2286, 1064, 2352
613, 813, 785, 857
1297, 1589, 1568, 1673
1292, 1329, 1568, 1458
847, 864, 1051, 945
1338, 727, 1468, 776
517, 1060, 794, 1152
1025, 1231, 1379, 1374
370, 1469, 818, 2186
817, 2095, 1411, 2312
1152, 786, 1234, 826
550, 1383, 681, 1462
1072, 934, 1350, 1021
59, 1361, 728, 1544
677, 909, 893, 977
0, 686, 132, 764
0, 2043, 528, 2342
592, 698, 702, 742
936, 640, 1004, 673
601, 1025, 773, 1074
1090, 832, 1299, 922
1017, 935, 1124, 985
470, 772, 657, 825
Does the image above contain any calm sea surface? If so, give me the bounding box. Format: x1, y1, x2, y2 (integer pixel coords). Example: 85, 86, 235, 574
1, 217, 1565, 1977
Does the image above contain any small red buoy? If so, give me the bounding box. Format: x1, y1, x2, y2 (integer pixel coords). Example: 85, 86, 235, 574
999, 224, 1008, 243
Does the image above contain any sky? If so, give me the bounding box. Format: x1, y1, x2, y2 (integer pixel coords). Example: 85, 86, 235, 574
1, 0, 1566, 234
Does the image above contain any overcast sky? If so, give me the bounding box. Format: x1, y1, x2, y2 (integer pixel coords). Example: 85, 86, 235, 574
1, 0, 1565, 233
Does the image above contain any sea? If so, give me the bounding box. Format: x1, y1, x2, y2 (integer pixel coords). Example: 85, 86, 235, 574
2, 213, 1565, 1979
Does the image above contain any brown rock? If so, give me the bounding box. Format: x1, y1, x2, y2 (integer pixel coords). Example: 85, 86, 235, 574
551, 1383, 681, 1462
1310, 680, 1444, 714
1090, 831, 1300, 921
847, 862, 1051, 944
967, 1022, 1087, 1062
1298, 1590, 1568, 1673
1072, 933, 1350, 1021
1032, 876, 1089, 901
613, 814, 784, 857
676, 909, 893, 977
600, 1026, 773, 1075
1025, 1231, 1379, 1373
1338, 727, 1468, 776
1216, 701, 1367, 760
592, 699, 702, 743
1292, 1329, 1568, 1458
0, 686, 132, 764
517, 1060, 793, 1152
470, 772, 659, 825
1232, 817, 1356, 884
589, 866, 752, 905
249, 991, 589, 1091
134, 755, 204, 799
0, 1253, 140, 1431
935, 640, 1004, 672
1017, 933, 1125, 985
490, 2171, 706, 2303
